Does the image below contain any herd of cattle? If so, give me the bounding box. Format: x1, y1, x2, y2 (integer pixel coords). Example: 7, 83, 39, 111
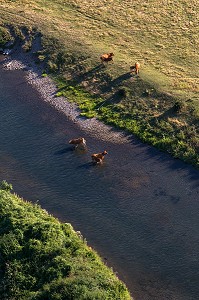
68, 53, 140, 164
100, 52, 140, 75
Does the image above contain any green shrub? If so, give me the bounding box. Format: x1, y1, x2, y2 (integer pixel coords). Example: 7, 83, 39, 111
0, 180, 13, 191
0, 189, 131, 300
0, 26, 12, 47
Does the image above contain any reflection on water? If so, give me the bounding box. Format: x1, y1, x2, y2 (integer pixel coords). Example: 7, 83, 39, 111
0, 65, 199, 300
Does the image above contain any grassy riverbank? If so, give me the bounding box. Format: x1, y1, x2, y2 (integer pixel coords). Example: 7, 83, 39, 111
0, 181, 131, 300
0, 0, 198, 167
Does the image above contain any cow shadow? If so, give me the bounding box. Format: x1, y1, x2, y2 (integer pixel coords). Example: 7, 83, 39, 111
53, 64, 103, 96
153, 106, 178, 121
68, 67, 132, 93
111, 72, 132, 87
96, 87, 129, 109
101, 72, 132, 94
74, 64, 104, 84
53, 147, 73, 155
76, 162, 94, 170
54, 146, 88, 156
82, 65, 103, 79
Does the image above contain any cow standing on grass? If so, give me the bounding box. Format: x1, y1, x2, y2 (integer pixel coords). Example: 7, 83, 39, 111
100, 53, 114, 65
130, 62, 140, 75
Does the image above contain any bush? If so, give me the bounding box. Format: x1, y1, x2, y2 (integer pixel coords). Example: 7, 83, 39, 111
0, 26, 12, 47
0, 189, 131, 300
118, 87, 129, 98
0, 180, 13, 191
172, 100, 185, 113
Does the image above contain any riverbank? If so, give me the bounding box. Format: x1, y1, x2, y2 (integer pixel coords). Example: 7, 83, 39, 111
0, 185, 132, 299
1, 50, 199, 300
3, 44, 199, 168
1, 49, 130, 145
0, 20, 198, 167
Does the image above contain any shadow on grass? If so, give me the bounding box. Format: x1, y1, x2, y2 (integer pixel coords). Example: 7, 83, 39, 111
111, 72, 133, 86
69, 66, 133, 94
54, 65, 104, 96
100, 72, 132, 94
96, 84, 135, 109
73, 64, 104, 84
156, 106, 177, 120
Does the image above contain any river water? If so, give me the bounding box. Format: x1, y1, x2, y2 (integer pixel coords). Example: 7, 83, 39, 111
0, 62, 199, 300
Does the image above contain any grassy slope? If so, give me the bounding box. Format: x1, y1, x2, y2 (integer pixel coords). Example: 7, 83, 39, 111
0, 0, 199, 166
0, 183, 131, 300
1, 0, 198, 96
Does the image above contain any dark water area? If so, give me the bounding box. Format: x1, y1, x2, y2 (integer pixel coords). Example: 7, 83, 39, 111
0, 61, 199, 300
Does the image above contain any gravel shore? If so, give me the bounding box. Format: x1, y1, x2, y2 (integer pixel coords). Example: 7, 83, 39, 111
1, 50, 130, 144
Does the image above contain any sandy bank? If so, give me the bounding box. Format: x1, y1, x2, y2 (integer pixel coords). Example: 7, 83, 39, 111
1, 51, 130, 144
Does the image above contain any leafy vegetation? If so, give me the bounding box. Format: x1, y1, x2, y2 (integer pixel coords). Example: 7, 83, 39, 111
0, 0, 198, 167
0, 182, 131, 300
0, 26, 12, 47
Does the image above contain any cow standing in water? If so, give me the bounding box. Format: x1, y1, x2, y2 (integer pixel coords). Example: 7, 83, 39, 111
69, 137, 87, 150
130, 62, 140, 75
100, 53, 114, 65
91, 150, 108, 164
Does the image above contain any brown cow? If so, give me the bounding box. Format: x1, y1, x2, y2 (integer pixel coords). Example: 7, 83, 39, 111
69, 137, 86, 149
100, 53, 114, 64
130, 62, 140, 75
91, 150, 108, 164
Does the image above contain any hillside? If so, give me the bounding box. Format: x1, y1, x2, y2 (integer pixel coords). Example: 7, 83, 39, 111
0, 181, 132, 300
0, 0, 198, 166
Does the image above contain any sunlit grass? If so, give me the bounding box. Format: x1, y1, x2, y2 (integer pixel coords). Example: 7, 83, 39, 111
0, 0, 198, 166
1, 0, 198, 97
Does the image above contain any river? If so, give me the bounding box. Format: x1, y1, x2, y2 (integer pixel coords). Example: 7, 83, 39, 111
0, 62, 199, 300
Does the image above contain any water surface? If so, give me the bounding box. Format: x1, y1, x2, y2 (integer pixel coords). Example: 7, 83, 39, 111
0, 63, 199, 300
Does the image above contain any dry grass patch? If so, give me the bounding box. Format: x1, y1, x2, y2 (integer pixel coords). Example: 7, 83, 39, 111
168, 117, 187, 127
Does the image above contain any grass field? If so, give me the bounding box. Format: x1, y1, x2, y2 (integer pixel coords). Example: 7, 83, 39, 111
0, 0, 198, 166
